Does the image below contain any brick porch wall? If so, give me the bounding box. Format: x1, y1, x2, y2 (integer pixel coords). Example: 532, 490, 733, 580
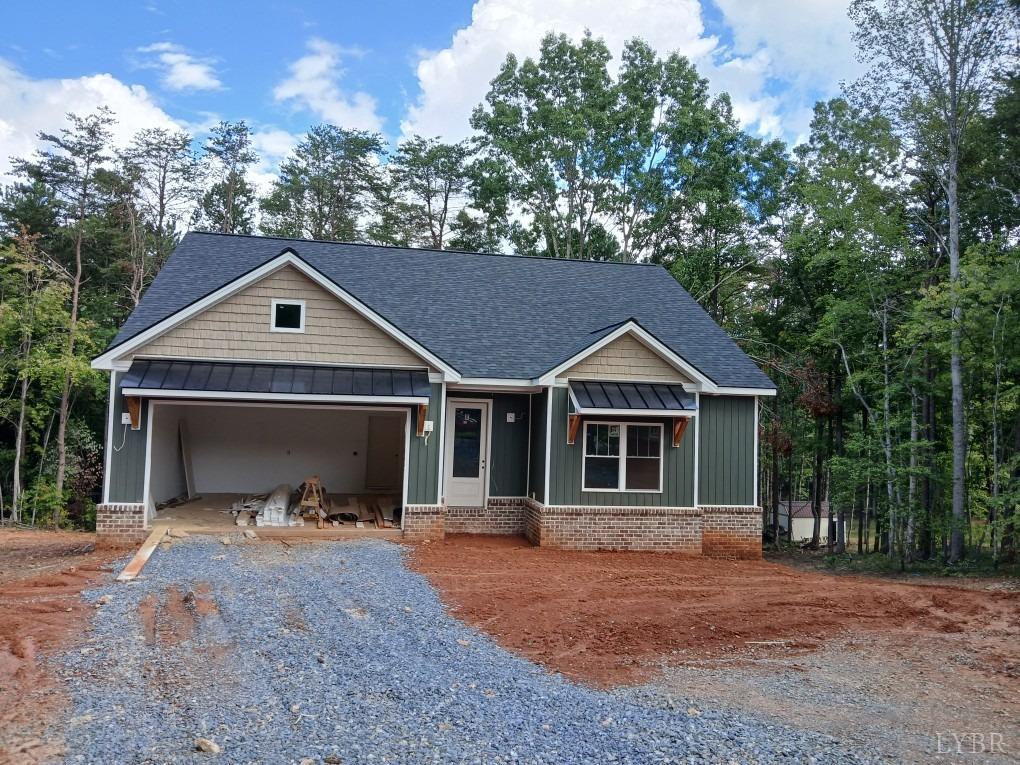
96, 503, 148, 545
701, 506, 763, 559
401, 499, 763, 557
445, 497, 526, 535
523, 499, 702, 552
402, 504, 446, 541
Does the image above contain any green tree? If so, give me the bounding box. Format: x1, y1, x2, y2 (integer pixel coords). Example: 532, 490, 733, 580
850, 0, 1018, 561
390, 136, 471, 249
471, 33, 616, 259
0, 231, 71, 522
117, 128, 200, 304
260, 125, 385, 242
196, 121, 258, 234
10, 109, 114, 517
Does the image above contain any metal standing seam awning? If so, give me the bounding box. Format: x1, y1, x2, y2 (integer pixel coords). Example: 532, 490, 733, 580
119, 358, 432, 404
568, 380, 697, 417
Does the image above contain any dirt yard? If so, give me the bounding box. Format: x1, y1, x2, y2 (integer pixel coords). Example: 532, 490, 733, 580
409, 534, 1020, 763
2, 529, 1017, 763
0, 529, 120, 765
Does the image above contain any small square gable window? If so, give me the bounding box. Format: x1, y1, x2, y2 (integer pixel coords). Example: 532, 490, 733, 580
271, 299, 305, 333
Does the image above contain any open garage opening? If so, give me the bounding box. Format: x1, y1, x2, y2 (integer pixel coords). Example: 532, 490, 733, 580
147, 401, 408, 532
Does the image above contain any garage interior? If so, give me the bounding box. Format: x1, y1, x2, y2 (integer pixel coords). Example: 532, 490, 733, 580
148, 402, 407, 531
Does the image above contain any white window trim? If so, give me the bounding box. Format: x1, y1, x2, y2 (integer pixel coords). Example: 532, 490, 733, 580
581, 420, 664, 494
270, 298, 306, 333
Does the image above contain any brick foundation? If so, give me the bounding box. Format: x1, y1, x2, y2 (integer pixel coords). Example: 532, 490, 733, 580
402, 504, 446, 541
401, 499, 762, 557
445, 498, 526, 535
96, 503, 148, 545
524, 499, 702, 552
701, 506, 763, 559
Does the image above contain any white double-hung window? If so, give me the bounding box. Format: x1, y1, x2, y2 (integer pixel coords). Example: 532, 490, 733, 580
582, 421, 663, 492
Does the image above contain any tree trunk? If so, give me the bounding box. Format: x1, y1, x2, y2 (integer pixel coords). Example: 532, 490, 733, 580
771, 426, 781, 548
834, 380, 845, 554
906, 389, 919, 563
881, 302, 896, 559
811, 417, 824, 548
948, 138, 966, 563
54, 216, 84, 523
12, 372, 29, 524
920, 357, 935, 560
1001, 411, 1019, 563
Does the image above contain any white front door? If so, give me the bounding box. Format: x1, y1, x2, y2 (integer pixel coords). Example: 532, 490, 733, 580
444, 400, 489, 506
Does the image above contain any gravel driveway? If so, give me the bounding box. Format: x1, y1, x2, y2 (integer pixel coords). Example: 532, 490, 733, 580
54, 538, 880, 764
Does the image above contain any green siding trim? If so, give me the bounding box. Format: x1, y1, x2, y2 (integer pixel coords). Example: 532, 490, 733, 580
406, 383, 444, 504
698, 395, 756, 505
446, 391, 531, 497
547, 387, 695, 507
106, 373, 148, 503
528, 391, 547, 502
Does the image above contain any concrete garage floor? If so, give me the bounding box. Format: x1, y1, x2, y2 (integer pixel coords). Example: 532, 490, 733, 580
52, 538, 870, 764
153, 493, 402, 540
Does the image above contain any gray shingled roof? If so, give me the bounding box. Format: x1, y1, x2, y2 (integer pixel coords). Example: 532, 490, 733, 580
108, 232, 774, 389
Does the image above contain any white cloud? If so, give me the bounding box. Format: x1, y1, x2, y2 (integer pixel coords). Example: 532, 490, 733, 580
0, 58, 180, 183
138, 42, 222, 91
713, 0, 866, 141
249, 127, 300, 195
714, 0, 861, 92
403, 0, 721, 141
401, 0, 857, 145
273, 38, 383, 132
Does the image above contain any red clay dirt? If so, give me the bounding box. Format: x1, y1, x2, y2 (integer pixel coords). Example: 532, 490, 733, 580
408, 534, 1020, 687
0, 529, 119, 765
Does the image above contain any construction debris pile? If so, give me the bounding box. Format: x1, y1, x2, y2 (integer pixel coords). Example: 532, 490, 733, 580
231, 476, 400, 529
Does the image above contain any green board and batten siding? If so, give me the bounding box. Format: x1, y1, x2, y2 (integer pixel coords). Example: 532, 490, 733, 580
488, 394, 530, 496
528, 391, 547, 502
406, 383, 444, 504
448, 392, 531, 497
697, 395, 756, 505
106, 372, 148, 503
547, 387, 695, 506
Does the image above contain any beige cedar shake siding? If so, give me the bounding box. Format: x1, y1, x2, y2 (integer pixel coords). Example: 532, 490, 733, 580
561, 333, 691, 383
134, 265, 430, 368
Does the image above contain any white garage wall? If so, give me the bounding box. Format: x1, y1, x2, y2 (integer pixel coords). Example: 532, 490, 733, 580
150, 408, 187, 504
153, 403, 404, 495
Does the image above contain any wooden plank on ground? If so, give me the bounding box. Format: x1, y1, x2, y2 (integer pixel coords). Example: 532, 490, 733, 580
115, 527, 165, 582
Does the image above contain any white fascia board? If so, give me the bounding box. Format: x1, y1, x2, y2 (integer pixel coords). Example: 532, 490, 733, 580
710, 387, 777, 397
535, 321, 717, 392
449, 379, 543, 393
92, 252, 462, 381
121, 388, 429, 406
571, 407, 697, 418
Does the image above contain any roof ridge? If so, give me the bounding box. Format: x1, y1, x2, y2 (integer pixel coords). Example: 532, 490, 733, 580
184, 230, 664, 268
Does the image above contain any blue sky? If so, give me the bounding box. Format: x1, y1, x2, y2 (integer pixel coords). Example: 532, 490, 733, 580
0, 0, 863, 184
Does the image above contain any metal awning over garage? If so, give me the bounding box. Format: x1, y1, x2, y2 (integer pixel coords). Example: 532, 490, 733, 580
120, 359, 432, 404
568, 380, 697, 417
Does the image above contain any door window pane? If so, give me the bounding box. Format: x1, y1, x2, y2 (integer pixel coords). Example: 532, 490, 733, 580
452, 407, 482, 478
